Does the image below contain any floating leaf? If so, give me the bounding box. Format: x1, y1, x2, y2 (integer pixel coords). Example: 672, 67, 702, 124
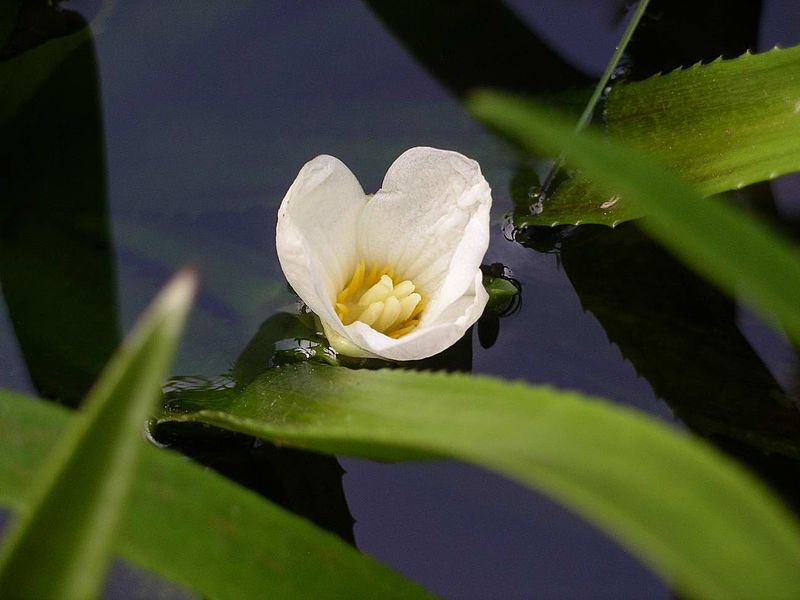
159, 362, 800, 600
514, 45, 800, 226
469, 90, 800, 347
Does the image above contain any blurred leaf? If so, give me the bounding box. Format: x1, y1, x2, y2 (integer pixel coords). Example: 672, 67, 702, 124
469, 91, 800, 347
0, 27, 88, 125
0, 272, 196, 599
0, 18, 119, 407
159, 362, 800, 600
364, 0, 591, 99
0, 388, 431, 600
513, 45, 800, 226
556, 223, 800, 458
0, 0, 21, 48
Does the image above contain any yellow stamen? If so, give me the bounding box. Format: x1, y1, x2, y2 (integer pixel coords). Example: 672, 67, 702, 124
359, 275, 393, 306
357, 301, 384, 327
374, 295, 401, 331
337, 260, 365, 303
387, 319, 419, 338
393, 280, 415, 298
366, 263, 380, 286
397, 293, 421, 322
409, 298, 425, 320
335, 262, 424, 338
335, 303, 349, 321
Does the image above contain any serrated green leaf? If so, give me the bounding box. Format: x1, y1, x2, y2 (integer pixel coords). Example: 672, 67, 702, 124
0, 272, 196, 599
516, 45, 800, 226
469, 90, 800, 347
0, 388, 432, 600
158, 362, 800, 600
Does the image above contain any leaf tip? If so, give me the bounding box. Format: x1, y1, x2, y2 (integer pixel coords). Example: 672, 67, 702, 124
465, 88, 499, 115
156, 268, 199, 319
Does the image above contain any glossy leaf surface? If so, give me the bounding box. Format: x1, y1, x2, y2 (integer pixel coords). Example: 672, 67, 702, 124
514, 45, 800, 226
159, 362, 800, 600
470, 91, 800, 347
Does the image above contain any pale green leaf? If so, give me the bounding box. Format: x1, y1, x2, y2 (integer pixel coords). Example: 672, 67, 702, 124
0, 388, 431, 599
0, 272, 196, 599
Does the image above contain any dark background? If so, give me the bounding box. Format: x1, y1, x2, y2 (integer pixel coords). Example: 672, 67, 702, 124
2, 1, 800, 598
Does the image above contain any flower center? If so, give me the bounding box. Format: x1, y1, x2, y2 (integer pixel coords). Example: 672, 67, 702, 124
335, 260, 424, 338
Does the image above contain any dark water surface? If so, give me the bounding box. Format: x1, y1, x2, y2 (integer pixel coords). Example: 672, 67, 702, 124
2, 1, 800, 598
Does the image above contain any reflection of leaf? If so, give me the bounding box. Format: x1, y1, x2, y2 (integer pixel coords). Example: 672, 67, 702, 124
515, 45, 800, 226
556, 223, 800, 458
0, 1, 22, 48
114, 211, 287, 321
0, 273, 195, 599
0, 389, 431, 599
158, 362, 800, 600
156, 422, 358, 545
364, 0, 591, 98
0, 27, 89, 125
162, 311, 355, 544
0, 21, 119, 407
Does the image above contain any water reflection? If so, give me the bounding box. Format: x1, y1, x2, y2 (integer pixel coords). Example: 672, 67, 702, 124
2, 0, 798, 596
556, 224, 798, 451
0, 5, 119, 407
365, 0, 591, 99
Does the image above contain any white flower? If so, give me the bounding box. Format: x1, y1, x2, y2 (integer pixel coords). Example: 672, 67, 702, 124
276, 146, 491, 361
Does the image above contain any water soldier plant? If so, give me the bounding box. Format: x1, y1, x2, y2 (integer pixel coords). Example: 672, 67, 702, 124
3, 1, 800, 599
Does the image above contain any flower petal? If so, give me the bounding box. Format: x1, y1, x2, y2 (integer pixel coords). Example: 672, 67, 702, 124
341, 270, 488, 361
356, 147, 492, 326
276, 155, 367, 331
